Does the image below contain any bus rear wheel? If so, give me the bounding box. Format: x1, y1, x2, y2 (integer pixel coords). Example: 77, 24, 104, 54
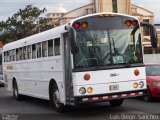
109, 99, 124, 107
50, 84, 66, 112
13, 80, 23, 100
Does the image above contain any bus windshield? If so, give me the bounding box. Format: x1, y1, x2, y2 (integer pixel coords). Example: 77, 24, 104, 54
73, 21, 143, 69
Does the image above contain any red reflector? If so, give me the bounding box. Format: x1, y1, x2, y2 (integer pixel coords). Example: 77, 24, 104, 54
108, 96, 113, 99
135, 92, 139, 95
118, 94, 122, 97
88, 98, 93, 101
126, 93, 131, 96
98, 97, 103, 100
134, 69, 140, 76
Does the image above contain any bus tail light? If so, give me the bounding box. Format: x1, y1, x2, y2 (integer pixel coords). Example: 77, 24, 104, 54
81, 22, 88, 29
84, 74, 90, 81
134, 69, 140, 76
73, 22, 80, 29
125, 20, 132, 27
87, 87, 93, 93
132, 20, 138, 26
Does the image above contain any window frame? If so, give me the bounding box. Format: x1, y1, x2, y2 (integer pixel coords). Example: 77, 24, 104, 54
32, 44, 37, 59
42, 41, 48, 57
54, 37, 61, 56
48, 39, 54, 57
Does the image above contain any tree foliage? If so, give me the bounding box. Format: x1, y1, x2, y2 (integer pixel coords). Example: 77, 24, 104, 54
0, 5, 54, 43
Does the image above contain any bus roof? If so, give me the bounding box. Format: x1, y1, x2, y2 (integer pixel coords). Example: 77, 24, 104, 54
3, 12, 139, 52
3, 25, 67, 52
69, 12, 139, 26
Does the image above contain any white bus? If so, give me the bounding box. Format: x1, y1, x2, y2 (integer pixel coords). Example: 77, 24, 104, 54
3, 12, 157, 112
0, 48, 3, 87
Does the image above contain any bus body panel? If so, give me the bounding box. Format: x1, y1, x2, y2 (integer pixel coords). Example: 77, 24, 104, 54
73, 67, 145, 86
3, 51, 66, 103
73, 67, 146, 96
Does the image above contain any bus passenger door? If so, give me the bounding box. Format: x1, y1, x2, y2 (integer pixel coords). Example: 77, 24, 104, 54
63, 32, 73, 105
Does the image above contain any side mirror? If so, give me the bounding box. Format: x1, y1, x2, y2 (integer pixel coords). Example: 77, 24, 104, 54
69, 27, 79, 54
140, 22, 157, 48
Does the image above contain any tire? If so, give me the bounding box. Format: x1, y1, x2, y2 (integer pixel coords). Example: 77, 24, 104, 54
13, 80, 23, 100
50, 83, 66, 112
143, 88, 152, 102
109, 99, 124, 107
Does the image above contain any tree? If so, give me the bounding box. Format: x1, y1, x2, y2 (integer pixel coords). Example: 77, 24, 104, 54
0, 5, 54, 43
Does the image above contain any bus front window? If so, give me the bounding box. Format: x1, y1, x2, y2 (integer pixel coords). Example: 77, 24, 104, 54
73, 28, 143, 69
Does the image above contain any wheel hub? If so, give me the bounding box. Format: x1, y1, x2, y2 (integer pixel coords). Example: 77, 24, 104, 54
53, 90, 60, 107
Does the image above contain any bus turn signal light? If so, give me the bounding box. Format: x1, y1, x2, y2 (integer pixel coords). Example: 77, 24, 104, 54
84, 74, 90, 81
133, 83, 138, 88
87, 87, 93, 93
81, 22, 88, 29
125, 20, 132, 27
134, 69, 140, 76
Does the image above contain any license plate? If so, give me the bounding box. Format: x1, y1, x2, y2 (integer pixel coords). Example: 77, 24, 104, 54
109, 85, 119, 91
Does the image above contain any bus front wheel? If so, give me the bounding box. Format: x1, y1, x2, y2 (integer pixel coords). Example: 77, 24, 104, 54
50, 84, 66, 112
109, 99, 124, 107
143, 88, 152, 102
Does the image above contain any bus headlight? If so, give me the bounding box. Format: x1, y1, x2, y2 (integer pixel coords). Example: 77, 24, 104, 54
139, 81, 144, 88
79, 87, 86, 95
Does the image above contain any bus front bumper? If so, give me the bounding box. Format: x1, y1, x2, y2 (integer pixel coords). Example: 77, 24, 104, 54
74, 89, 147, 104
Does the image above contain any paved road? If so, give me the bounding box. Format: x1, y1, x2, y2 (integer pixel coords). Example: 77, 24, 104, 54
0, 87, 160, 120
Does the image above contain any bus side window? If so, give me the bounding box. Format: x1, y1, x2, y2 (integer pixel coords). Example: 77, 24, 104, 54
16, 49, 19, 61
6, 51, 9, 62
9, 50, 13, 62
42, 41, 47, 57
37, 43, 41, 58
48, 39, 53, 56
32, 44, 36, 59
23, 46, 27, 60
27, 45, 31, 59
13, 49, 16, 61
54, 38, 60, 56
4, 52, 7, 62
19, 47, 23, 60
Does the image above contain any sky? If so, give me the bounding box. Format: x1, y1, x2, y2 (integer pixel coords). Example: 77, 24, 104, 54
0, 0, 160, 23
132, 0, 160, 24
0, 0, 92, 21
